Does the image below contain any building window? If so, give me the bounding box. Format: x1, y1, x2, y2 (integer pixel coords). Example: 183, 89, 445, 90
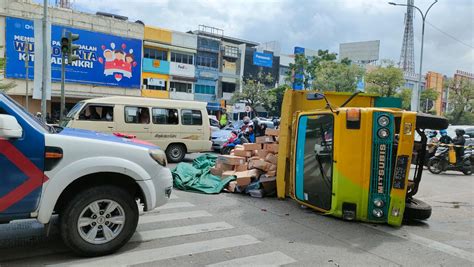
197, 52, 218, 68
143, 78, 167, 91
195, 84, 215, 95
144, 47, 167, 61
170, 81, 192, 93
181, 109, 202, 125
152, 108, 179, 124
171, 52, 194, 65
125, 106, 150, 124
78, 105, 114, 121
222, 82, 236, 93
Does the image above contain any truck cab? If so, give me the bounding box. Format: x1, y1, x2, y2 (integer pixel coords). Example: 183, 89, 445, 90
0, 93, 172, 256
276, 90, 448, 226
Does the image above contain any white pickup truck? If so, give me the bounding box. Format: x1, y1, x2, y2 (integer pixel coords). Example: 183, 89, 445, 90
0, 93, 172, 256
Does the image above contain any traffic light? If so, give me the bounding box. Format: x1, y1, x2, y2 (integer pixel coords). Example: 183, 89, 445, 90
60, 35, 69, 55
66, 31, 80, 65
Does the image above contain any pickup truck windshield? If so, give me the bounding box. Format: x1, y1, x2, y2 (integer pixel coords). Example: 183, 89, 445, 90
60, 101, 84, 127
2, 93, 54, 134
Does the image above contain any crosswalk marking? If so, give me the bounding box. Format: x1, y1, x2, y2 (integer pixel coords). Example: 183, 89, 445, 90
138, 210, 212, 224
155, 201, 195, 210
130, 222, 234, 242
48, 235, 261, 267
207, 251, 297, 267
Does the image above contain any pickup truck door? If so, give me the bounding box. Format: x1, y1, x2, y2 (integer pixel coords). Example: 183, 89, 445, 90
294, 112, 334, 212
0, 101, 45, 216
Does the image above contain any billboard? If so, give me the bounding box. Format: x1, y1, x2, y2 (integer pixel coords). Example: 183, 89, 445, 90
253, 51, 273, 68
339, 40, 380, 63
5, 17, 142, 88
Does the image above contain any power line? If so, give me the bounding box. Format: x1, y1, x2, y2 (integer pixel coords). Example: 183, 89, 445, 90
426, 20, 474, 49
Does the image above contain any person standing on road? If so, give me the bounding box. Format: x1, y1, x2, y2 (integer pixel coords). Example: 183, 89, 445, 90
453, 129, 466, 165
219, 109, 228, 128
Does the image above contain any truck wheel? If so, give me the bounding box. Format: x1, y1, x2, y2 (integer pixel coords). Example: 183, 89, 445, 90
59, 186, 138, 257
404, 198, 432, 221
166, 144, 186, 163
427, 158, 443, 174
416, 113, 449, 130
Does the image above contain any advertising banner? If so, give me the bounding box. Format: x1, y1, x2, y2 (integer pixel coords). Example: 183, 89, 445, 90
253, 52, 273, 68
5, 17, 142, 89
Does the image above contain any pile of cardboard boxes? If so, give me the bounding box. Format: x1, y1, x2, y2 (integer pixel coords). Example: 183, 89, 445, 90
210, 128, 280, 197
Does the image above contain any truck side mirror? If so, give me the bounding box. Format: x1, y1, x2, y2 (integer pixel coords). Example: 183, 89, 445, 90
0, 114, 23, 139
307, 93, 325, 100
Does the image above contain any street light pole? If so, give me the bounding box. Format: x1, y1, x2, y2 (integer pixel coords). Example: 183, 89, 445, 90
41, 0, 48, 121
389, 0, 438, 112
24, 40, 29, 112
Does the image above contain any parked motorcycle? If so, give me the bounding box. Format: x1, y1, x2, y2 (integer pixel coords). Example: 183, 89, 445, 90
428, 146, 472, 175
221, 131, 249, 155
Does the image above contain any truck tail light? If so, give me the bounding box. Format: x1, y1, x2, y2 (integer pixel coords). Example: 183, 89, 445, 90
346, 108, 361, 129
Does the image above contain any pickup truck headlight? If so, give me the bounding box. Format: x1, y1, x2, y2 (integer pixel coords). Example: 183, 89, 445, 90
149, 149, 167, 167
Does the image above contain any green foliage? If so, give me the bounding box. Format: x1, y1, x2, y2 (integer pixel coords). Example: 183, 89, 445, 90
312, 61, 364, 92
396, 88, 412, 110
231, 72, 276, 116
419, 88, 439, 113
286, 49, 337, 89
445, 78, 473, 124
0, 50, 16, 92
365, 62, 405, 97
263, 85, 290, 117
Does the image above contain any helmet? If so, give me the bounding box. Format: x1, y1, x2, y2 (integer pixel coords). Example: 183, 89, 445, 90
429, 130, 438, 138
440, 129, 448, 136
243, 116, 250, 125
455, 129, 466, 136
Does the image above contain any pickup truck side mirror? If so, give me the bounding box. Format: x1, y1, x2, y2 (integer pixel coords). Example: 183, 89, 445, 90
0, 114, 23, 139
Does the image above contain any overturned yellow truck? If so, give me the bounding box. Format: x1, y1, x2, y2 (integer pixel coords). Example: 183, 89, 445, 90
276, 90, 448, 226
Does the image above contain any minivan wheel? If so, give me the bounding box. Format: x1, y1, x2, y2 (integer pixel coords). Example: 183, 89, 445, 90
166, 144, 186, 163
59, 186, 138, 257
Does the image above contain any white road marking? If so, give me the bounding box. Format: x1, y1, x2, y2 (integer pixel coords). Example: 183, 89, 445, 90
155, 202, 195, 210
48, 235, 261, 267
207, 251, 297, 267
138, 210, 212, 225
130, 222, 234, 242
369, 225, 474, 263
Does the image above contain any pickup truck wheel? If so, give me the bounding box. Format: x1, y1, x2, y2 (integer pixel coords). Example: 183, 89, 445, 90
59, 186, 138, 257
403, 198, 432, 221
166, 144, 186, 163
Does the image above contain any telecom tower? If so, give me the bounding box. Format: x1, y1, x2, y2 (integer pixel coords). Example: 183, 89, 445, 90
398, 0, 415, 74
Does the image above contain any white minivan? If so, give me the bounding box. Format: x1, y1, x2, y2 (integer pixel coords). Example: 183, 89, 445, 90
64, 96, 212, 162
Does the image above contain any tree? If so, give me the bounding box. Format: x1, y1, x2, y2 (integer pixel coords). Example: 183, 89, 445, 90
263, 85, 290, 117
419, 88, 439, 113
445, 78, 473, 124
286, 49, 337, 89
312, 61, 364, 92
396, 88, 412, 110
231, 72, 276, 117
365, 62, 405, 97
0, 50, 15, 92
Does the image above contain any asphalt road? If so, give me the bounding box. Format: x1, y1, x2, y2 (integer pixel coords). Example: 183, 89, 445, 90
0, 153, 472, 266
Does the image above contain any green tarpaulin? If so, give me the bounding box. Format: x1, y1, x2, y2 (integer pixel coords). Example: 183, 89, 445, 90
172, 154, 235, 194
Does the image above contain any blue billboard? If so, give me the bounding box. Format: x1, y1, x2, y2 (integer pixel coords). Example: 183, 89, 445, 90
253, 51, 273, 68
5, 17, 142, 88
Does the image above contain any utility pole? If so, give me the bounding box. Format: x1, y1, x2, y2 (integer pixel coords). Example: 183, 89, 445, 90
24, 40, 29, 112
41, 0, 48, 121
60, 29, 66, 123
59, 30, 80, 123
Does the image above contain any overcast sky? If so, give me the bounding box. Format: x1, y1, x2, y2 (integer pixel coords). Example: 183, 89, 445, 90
70, 0, 473, 76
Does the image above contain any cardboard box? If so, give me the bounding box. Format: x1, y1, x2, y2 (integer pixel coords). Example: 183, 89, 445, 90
236, 177, 251, 187
264, 143, 279, 154
249, 159, 271, 171
210, 167, 222, 176
243, 143, 262, 151
227, 181, 238, 192
265, 153, 278, 165
233, 149, 252, 158
257, 150, 269, 159
235, 169, 262, 179
256, 136, 274, 144
222, 170, 236, 177
235, 163, 248, 172
268, 164, 277, 172
252, 150, 259, 156
235, 144, 244, 150
217, 155, 246, 165
265, 128, 280, 136
249, 156, 260, 161
266, 170, 276, 176
215, 162, 234, 172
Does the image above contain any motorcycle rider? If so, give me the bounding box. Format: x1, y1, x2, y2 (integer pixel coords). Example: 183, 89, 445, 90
439, 129, 452, 144
241, 116, 253, 133
453, 129, 466, 166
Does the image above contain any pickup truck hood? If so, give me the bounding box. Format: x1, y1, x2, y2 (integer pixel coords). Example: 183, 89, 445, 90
58, 128, 158, 149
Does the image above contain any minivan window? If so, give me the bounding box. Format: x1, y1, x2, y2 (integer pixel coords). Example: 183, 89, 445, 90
152, 108, 179, 125
181, 109, 202, 125
78, 105, 114, 121
125, 107, 150, 124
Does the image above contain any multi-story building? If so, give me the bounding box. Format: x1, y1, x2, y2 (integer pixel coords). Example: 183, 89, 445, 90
425, 71, 445, 115
1, 0, 144, 117
449, 69, 474, 113
141, 26, 197, 101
